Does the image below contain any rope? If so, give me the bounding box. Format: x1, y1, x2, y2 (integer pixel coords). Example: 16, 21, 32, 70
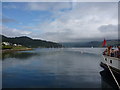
106, 62, 120, 89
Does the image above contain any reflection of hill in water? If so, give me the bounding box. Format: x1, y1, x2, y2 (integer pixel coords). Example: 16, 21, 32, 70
100, 70, 120, 90
2, 52, 38, 60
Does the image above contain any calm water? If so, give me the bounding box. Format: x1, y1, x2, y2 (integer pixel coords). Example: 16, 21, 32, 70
2, 48, 118, 88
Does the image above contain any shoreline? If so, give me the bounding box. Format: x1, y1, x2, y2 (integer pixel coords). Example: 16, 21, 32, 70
1, 48, 33, 53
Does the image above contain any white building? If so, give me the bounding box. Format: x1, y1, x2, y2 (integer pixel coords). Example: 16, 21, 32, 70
2, 42, 10, 45
13, 44, 17, 46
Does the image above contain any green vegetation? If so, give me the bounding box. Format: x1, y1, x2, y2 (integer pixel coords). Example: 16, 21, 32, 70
1, 35, 63, 48
2, 45, 30, 50
61, 40, 120, 47
12, 46, 29, 50
1, 35, 119, 48
2, 45, 12, 49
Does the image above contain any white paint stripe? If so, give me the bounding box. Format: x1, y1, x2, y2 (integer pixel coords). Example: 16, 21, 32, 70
106, 63, 120, 89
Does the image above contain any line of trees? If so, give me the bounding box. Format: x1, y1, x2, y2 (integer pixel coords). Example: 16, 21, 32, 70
1, 35, 63, 48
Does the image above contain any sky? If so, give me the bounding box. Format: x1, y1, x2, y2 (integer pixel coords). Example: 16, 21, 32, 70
1, 1, 118, 42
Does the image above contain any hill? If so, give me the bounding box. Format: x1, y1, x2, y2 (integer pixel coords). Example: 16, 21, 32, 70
61, 39, 120, 47
1, 35, 63, 48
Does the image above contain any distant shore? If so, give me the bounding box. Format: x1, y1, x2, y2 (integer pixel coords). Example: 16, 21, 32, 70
1, 48, 33, 53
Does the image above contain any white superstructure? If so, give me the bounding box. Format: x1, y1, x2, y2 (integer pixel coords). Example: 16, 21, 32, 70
102, 55, 120, 71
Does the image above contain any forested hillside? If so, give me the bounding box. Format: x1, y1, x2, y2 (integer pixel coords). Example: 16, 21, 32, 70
1, 35, 63, 48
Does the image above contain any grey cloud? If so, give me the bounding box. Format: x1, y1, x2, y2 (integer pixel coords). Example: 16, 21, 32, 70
2, 2, 118, 42
27, 2, 118, 42
98, 24, 118, 32
1, 26, 32, 37
41, 29, 74, 42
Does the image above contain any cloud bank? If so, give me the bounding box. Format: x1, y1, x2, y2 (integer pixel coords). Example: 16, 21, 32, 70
2, 2, 118, 42
1, 26, 32, 37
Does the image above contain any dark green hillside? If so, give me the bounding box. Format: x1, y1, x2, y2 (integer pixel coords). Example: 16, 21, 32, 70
61, 40, 120, 47
61, 41, 101, 47
106, 40, 120, 46
1, 35, 63, 48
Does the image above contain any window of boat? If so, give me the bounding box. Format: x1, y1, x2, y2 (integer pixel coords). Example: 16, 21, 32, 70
105, 58, 107, 61
110, 60, 112, 64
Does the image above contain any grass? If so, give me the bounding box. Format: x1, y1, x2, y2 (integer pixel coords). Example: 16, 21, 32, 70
12, 46, 28, 50
2, 45, 12, 49
1, 46, 33, 53
2, 45, 32, 51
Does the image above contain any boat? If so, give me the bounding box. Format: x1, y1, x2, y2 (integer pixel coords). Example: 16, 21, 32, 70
100, 46, 120, 89
100, 70, 120, 89
100, 54, 120, 75
100, 39, 120, 76
100, 39, 120, 89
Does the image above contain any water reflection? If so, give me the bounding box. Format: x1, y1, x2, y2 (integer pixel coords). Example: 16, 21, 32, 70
2, 51, 38, 60
100, 70, 119, 90
2, 48, 116, 88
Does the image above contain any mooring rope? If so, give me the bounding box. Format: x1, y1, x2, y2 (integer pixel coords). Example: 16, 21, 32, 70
106, 62, 120, 89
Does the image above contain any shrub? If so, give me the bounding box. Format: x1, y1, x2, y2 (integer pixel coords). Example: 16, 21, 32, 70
2, 45, 12, 49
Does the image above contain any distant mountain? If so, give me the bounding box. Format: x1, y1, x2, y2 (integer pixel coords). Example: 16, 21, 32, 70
1, 35, 119, 48
1, 35, 63, 48
61, 39, 120, 47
